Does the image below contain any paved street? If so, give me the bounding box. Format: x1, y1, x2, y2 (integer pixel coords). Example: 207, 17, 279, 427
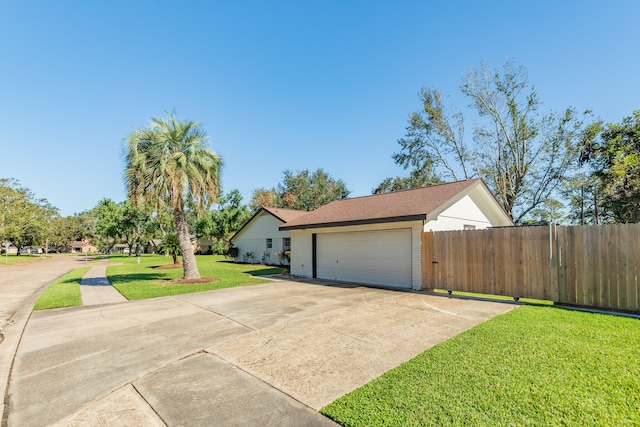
0, 255, 89, 425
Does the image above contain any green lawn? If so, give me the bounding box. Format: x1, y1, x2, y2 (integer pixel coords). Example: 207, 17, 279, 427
107, 254, 283, 300
1, 254, 50, 266
34, 267, 90, 310
322, 305, 640, 426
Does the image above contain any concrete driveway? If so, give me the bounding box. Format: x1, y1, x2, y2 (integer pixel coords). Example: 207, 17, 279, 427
6, 277, 516, 426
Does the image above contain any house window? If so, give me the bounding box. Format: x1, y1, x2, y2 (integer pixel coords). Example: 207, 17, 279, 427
464, 224, 476, 230
282, 237, 291, 251
266, 238, 272, 249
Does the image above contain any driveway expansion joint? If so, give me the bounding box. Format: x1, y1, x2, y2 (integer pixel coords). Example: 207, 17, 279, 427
175, 296, 258, 332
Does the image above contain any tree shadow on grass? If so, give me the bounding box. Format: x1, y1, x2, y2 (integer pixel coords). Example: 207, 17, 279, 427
107, 272, 169, 283
244, 267, 284, 276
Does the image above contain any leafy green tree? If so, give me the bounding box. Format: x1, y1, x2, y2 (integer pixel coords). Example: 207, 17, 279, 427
561, 173, 608, 225
251, 168, 350, 211
125, 113, 222, 279
196, 189, 251, 254
93, 198, 123, 253
0, 178, 58, 251
75, 210, 96, 240
520, 199, 565, 225
158, 233, 181, 265
121, 201, 151, 255
373, 169, 442, 194
48, 215, 86, 251
391, 61, 587, 224
249, 188, 281, 211
579, 110, 640, 223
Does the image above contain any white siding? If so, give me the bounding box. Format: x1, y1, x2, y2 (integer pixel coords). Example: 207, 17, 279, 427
424, 194, 493, 231
232, 211, 292, 264
290, 230, 313, 277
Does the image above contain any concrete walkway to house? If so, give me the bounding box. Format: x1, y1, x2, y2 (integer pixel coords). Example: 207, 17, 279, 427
79, 261, 127, 305
4, 269, 517, 426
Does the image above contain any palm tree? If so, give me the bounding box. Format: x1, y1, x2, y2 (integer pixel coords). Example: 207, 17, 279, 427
124, 113, 222, 279
158, 233, 181, 265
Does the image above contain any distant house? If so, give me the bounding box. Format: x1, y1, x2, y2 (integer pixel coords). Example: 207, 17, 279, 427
230, 207, 308, 265
112, 243, 128, 253
2, 244, 18, 255
196, 237, 216, 254
145, 239, 162, 254
280, 179, 513, 290
69, 241, 98, 253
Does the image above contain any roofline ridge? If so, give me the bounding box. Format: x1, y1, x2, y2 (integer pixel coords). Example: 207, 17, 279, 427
331, 178, 482, 202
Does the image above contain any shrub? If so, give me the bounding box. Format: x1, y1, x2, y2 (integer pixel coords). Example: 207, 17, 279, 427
225, 246, 239, 259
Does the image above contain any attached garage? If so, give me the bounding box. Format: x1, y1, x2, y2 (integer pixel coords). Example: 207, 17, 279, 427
315, 229, 412, 288
280, 179, 514, 290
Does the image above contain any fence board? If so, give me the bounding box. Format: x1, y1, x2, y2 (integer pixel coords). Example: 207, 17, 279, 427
582, 226, 593, 307
617, 225, 628, 310
633, 225, 640, 311
422, 223, 640, 313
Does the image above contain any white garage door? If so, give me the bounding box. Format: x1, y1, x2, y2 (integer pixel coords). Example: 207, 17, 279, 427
316, 229, 412, 288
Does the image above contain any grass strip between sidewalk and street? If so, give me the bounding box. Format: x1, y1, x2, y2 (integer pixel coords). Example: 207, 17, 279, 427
34, 267, 91, 310
322, 305, 640, 427
107, 254, 283, 300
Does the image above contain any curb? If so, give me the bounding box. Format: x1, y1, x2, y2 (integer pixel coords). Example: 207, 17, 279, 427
0, 269, 72, 427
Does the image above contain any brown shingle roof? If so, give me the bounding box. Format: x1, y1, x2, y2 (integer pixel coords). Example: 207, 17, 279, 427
280, 179, 484, 230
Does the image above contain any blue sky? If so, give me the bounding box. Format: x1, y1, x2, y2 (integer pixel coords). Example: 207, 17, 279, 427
1, 1, 638, 216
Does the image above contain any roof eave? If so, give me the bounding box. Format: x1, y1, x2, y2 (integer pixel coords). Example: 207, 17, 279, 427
280, 214, 427, 231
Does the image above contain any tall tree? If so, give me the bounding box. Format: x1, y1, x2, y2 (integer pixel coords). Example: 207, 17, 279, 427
392, 61, 587, 224
373, 168, 442, 194
394, 88, 471, 181
249, 188, 281, 211
93, 198, 123, 253
125, 113, 222, 279
196, 189, 251, 254
48, 215, 86, 251
0, 178, 58, 250
121, 201, 151, 255
561, 173, 607, 225
250, 168, 350, 211
579, 110, 640, 223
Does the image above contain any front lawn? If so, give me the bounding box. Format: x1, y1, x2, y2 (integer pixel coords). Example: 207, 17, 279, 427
0, 254, 50, 266
34, 267, 90, 310
107, 254, 283, 300
322, 305, 640, 426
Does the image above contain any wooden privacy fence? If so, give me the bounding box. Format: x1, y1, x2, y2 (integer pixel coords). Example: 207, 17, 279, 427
422, 223, 640, 313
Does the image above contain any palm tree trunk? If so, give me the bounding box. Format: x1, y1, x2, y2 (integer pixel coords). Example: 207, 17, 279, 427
173, 208, 200, 279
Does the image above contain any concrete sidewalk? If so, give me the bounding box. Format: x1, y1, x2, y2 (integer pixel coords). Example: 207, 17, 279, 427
79, 262, 127, 305
6, 279, 517, 426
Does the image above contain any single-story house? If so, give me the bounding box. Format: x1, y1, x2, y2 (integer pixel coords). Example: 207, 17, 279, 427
145, 239, 162, 254
69, 241, 98, 253
279, 179, 513, 290
112, 243, 129, 253
2, 244, 18, 255
230, 206, 308, 264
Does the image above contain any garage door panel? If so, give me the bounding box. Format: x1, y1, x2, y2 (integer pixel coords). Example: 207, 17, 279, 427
316, 229, 412, 288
